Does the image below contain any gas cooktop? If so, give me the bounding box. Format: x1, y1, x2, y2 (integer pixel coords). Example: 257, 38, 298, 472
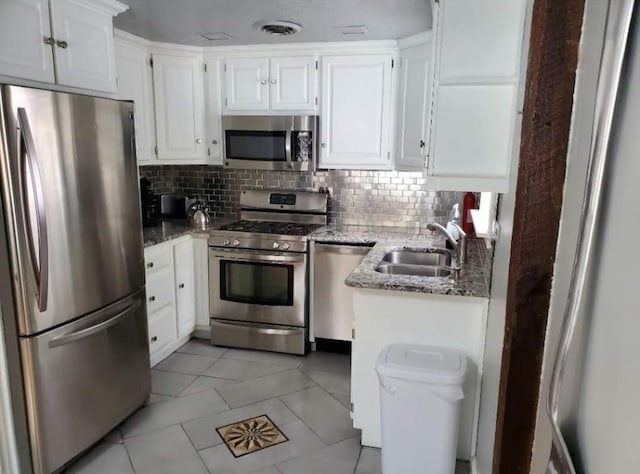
217, 220, 322, 236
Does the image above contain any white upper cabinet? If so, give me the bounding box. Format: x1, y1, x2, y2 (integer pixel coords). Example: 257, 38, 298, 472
0, 0, 55, 83
395, 40, 432, 170
224, 57, 269, 111
152, 53, 207, 161
428, 0, 527, 192
115, 41, 156, 163
0, 0, 126, 93
204, 58, 224, 164
223, 55, 317, 113
50, 0, 119, 92
319, 54, 394, 170
269, 56, 317, 111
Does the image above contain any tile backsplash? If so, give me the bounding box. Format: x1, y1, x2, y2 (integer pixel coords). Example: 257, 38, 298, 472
140, 165, 462, 228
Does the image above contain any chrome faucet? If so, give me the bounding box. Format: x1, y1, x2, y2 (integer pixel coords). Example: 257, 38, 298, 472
426, 222, 467, 265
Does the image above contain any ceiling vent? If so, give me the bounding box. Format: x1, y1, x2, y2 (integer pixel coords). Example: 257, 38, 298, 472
253, 20, 302, 36
199, 32, 232, 41
337, 25, 369, 36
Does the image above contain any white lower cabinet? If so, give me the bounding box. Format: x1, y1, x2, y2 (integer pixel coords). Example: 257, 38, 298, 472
174, 238, 196, 338
351, 289, 488, 460
144, 235, 207, 366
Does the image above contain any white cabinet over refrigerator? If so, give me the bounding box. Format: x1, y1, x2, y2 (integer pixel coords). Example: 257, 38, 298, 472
0, 0, 128, 93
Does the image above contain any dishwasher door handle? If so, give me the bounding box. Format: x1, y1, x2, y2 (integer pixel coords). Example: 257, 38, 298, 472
314, 243, 372, 255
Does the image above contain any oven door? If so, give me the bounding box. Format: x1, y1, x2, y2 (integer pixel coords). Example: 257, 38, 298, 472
209, 248, 307, 327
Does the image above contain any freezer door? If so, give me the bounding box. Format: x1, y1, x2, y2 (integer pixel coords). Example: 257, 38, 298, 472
0, 85, 144, 335
20, 289, 150, 474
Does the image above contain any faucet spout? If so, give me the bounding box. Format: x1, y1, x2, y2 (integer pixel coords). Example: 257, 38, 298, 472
426, 221, 468, 265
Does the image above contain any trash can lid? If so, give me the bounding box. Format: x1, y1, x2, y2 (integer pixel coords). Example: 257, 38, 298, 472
376, 344, 467, 385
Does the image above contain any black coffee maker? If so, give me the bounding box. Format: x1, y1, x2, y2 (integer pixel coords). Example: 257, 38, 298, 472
139, 177, 159, 227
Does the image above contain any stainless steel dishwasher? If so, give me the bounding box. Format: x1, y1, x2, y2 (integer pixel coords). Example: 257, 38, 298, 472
313, 242, 373, 341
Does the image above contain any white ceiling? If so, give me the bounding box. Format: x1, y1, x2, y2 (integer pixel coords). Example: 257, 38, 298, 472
114, 0, 432, 46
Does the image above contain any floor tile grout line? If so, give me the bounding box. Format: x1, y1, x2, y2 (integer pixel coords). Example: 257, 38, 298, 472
278, 389, 338, 448
120, 434, 137, 474
353, 445, 364, 474
177, 423, 212, 474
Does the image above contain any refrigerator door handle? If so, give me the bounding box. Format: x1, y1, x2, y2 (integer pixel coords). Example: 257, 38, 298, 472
48, 300, 140, 348
17, 107, 49, 313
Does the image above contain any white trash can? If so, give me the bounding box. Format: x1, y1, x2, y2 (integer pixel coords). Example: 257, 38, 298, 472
376, 344, 467, 474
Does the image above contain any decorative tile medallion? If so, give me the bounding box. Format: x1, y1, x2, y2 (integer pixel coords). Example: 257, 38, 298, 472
216, 415, 288, 457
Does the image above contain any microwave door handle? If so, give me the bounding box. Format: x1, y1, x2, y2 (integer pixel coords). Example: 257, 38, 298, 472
17, 107, 49, 313
285, 129, 293, 169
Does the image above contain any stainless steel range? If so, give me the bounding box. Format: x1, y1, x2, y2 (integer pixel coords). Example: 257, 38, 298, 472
209, 189, 328, 354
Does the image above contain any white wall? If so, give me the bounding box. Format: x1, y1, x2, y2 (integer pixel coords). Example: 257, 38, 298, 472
531, 1, 639, 471
473, 1, 533, 472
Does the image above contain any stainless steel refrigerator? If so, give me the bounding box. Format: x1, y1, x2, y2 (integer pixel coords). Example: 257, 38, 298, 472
0, 85, 150, 473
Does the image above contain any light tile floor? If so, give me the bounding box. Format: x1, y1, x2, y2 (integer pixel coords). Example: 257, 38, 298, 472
64, 339, 471, 474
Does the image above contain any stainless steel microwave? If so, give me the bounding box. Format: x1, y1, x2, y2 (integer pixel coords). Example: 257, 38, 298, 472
222, 115, 318, 171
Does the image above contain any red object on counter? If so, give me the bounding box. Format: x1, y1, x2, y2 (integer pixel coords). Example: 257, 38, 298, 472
462, 192, 476, 235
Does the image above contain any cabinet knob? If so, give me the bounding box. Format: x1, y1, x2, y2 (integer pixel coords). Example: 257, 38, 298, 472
43, 36, 55, 46
321, 143, 327, 148
270, 79, 277, 85
149, 296, 155, 302
211, 139, 218, 145
147, 262, 154, 268
150, 336, 158, 343
179, 283, 185, 289
56, 40, 68, 49
419, 140, 425, 148
196, 138, 202, 144
260, 79, 267, 85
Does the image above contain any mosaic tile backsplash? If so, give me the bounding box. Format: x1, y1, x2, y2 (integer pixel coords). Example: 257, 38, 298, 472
140, 165, 463, 228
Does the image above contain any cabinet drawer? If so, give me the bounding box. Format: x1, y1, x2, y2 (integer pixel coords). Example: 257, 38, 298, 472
146, 268, 174, 314
148, 306, 176, 355
144, 245, 172, 274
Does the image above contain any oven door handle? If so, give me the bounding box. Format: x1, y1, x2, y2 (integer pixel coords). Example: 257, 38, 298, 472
211, 252, 305, 264
214, 320, 303, 336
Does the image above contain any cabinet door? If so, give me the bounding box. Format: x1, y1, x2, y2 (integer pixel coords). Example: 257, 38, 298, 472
0, 0, 55, 83
224, 58, 269, 111
152, 54, 207, 160
115, 42, 156, 163
174, 239, 195, 338
204, 58, 223, 164
270, 56, 316, 111
396, 45, 431, 170
50, 0, 118, 92
320, 55, 393, 169
437, 0, 526, 81
431, 83, 518, 179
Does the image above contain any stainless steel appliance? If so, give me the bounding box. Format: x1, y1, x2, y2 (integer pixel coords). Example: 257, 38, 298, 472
0, 85, 149, 474
313, 243, 373, 341
222, 115, 318, 171
209, 189, 328, 354
160, 193, 196, 219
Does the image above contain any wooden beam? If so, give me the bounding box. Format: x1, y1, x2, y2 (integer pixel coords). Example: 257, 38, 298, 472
493, 0, 585, 472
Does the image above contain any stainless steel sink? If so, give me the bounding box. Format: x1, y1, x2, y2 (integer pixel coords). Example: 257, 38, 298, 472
375, 249, 453, 277
381, 249, 452, 267
376, 263, 452, 277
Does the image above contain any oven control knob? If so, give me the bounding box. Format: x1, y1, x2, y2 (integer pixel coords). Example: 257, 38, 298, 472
281, 242, 291, 250
273, 242, 280, 249
233, 240, 240, 247
223, 239, 230, 246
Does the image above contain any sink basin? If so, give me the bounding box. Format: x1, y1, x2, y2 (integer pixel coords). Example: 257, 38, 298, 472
381, 249, 452, 267
375, 263, 452, 277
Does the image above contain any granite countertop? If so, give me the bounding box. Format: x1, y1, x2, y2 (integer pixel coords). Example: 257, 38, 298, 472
142, 218, 234, 247
310, 225, 491, 297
